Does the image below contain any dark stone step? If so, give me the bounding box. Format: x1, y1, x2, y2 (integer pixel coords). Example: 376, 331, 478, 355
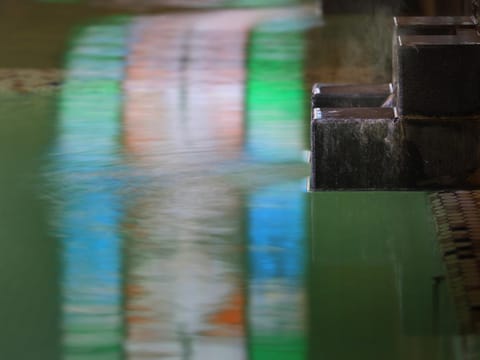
312, 83, 392, 108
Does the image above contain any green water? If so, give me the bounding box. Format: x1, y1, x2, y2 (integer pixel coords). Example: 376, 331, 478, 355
0, 2, 475, 359
310, 192, 458, 360
0, 94, 60, 359
0, 96, 466, 359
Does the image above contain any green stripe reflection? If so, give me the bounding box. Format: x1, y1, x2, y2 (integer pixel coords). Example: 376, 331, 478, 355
246, 17, 316, 163
57, 17, 131, 360
246, 15, 316, 360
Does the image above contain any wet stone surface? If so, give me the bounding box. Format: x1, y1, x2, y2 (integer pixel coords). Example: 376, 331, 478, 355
310, 107, 406, 189
312, 83, 392, 108
311, 16, 480, 190
396, 32, 480, 117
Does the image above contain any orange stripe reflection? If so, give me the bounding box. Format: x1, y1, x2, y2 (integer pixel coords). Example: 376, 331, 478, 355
122, 9, 295, 359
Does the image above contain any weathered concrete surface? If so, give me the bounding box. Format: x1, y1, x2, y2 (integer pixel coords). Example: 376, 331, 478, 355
310, 15, 480, 190
391, 16, 476, 89
394, 16, 473, 35
311, 111, 480, 189
404, 119, 480, 187
396, 32, 480, 117
311, 108, 407, 189
312, 83, 391, 108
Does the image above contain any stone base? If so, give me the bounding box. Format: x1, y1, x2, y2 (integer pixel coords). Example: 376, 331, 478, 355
311, 107, 406, 189
310, 15, 480, 190
310, 109, 480, 190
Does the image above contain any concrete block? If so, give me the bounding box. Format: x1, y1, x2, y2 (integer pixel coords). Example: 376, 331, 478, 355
395, 31, 480, 116
392, 16, 475, 89
312, 83, 392, 108
403, 118, 480, 186
311, 109, 480, 189
394, 16, 474, 36
311, 107, 406, 189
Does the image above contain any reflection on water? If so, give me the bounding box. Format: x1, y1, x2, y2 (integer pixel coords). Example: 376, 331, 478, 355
246, 17, 311, 163
123, 11, 257, 359
122, 10, 312, 359
28, 3, 474, 360
246, 18, 308, 360
124, 181, 245, 359
248, 182, 307, 360
53, 17, 131, 359
49, 7, 312, 360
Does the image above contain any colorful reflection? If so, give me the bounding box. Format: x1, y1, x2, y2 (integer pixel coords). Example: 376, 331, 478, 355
53, 17, 131, 360
123, 10, 266, 164
122, 11, 274, 359
17, 2, 480, 358
246, 15, 313, 360
248, 182, 307, 360
53, 7, 314, 360
246, 17, 312, 163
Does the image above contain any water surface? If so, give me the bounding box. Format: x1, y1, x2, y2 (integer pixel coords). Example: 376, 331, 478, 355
0, 2, 474, 359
